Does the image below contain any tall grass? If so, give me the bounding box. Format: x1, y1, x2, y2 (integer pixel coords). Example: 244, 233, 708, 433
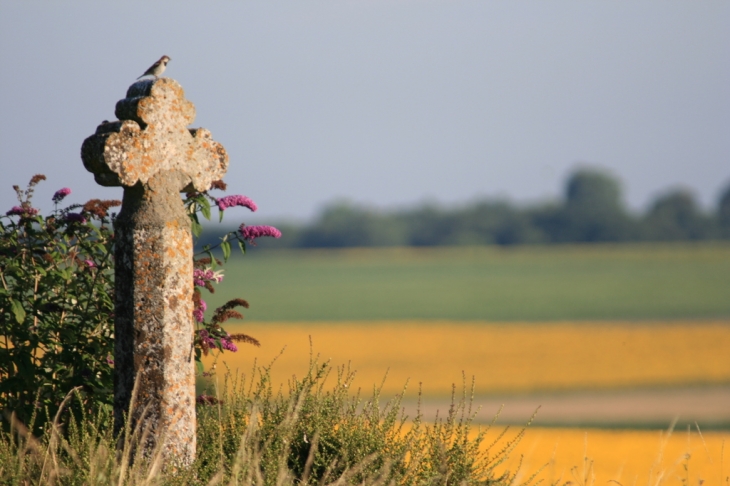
0, 356, 533, 485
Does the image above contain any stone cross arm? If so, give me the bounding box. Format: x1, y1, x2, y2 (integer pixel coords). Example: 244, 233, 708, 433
81, 78, 228, 192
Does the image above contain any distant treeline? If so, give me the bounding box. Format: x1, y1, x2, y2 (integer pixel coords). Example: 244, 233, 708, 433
203, 168, 730, 249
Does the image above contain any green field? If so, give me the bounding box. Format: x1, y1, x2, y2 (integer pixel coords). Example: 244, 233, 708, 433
204, 243, 730, 321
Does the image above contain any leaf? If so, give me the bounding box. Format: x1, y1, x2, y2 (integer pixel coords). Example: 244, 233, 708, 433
195, 360, 204, 375
10, 300, 25, 324
238, 239, 246, 255
200, 198, 211, 221
222, 241, 231, 262
219, 209, 224, 223
206, 250, 216, 269
191, 219, 202, 238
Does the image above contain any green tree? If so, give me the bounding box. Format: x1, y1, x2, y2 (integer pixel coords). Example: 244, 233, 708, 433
718, 182, 730, 239
298, 201, 407, 247
535, 169, 636, 242
452, 201, 545, 245
644, 190, 712, 241
399, 205, 457, 246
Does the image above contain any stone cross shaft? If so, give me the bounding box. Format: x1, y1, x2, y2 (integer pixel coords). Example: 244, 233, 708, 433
81, 78, 228, 464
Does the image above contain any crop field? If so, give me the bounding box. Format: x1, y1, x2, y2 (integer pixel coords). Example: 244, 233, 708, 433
496, 426, 729, 485
203, 322, 730, 482
206, 243, 730, 321
203, 320, 730, 397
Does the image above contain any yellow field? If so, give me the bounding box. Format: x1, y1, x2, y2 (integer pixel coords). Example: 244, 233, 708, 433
205, 320, 730, 396
202, 321, 730, 484
498, 426, 729, 485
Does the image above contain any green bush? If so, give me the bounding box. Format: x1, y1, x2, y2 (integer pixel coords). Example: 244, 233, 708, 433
0, 176, 117, 430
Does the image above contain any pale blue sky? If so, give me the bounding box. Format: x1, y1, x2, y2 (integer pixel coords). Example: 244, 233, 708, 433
1, 1, 728, 221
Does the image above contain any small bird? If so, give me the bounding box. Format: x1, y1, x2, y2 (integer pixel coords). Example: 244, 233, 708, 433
137, 55, 170, 79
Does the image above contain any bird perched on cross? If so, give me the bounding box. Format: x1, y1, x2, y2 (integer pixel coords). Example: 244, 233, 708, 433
138, 55, 170, 79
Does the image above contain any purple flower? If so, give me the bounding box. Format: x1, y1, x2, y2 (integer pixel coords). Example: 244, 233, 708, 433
216, 195, 258, 212
194, 299, 208, 323
65, 213, 87, 224
6, 206, 39, 217
221, 336, 238, 352
193, 268, 224, 287
83, 260, 96, 268
239, 225, 282, 242
198, 329, 216, 347
52, 188, 72, 203
106, 355, 114, 365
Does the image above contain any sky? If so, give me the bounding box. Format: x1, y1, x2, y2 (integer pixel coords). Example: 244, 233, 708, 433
1, 1, 728, 222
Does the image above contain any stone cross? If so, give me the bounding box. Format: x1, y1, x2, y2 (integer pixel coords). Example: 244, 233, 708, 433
81, 78, 228, 464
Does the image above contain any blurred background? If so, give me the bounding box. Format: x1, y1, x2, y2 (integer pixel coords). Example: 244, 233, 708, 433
2, 1, 729, 466
1, 1, 729, 221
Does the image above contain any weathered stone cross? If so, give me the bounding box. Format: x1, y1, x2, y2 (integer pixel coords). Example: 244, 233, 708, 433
81, 78, 228, 464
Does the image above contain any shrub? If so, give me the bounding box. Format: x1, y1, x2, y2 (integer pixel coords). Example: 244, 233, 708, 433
0, 176, 117, 430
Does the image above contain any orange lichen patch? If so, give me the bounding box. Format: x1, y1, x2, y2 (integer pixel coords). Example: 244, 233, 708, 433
166, 246, 182, 259
165, 220, 185, 230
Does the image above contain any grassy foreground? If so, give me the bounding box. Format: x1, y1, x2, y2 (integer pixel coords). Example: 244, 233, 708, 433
1, 360, 530, 485
4, 360, 727, 485
208, 243, 730, 321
